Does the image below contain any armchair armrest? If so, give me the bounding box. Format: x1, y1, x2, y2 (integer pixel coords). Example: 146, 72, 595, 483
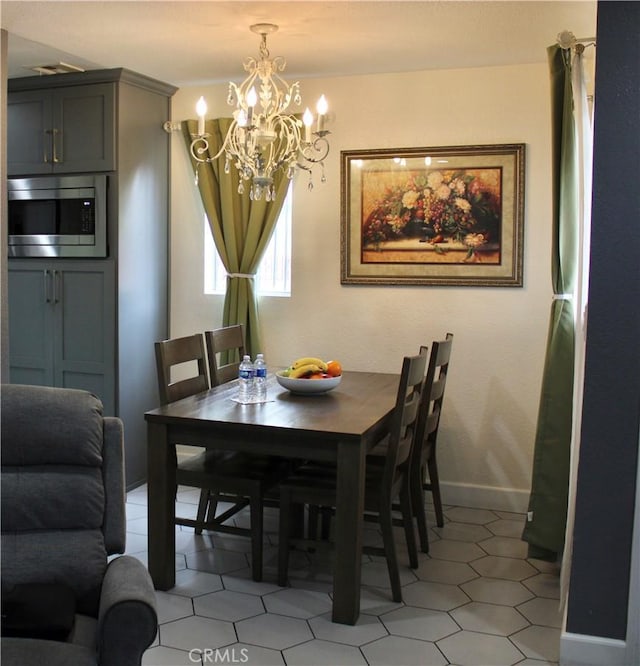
97, 556, 157, 666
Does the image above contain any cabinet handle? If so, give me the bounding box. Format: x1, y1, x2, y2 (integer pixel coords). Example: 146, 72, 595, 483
52, 270, 60, 304
44, 129, 53, 164
44, 269, 51, 303
52, 128, 62, 164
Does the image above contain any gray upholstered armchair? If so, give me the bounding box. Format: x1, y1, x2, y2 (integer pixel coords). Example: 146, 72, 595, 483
1, 385, 157, 666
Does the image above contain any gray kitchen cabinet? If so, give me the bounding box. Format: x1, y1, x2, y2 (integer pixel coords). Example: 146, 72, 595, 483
7, 69, 177, 488
8, 260, 116, 415
7, 83, 116, 175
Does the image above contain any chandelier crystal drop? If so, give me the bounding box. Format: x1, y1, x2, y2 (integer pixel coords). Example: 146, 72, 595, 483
190, 23, 330, 201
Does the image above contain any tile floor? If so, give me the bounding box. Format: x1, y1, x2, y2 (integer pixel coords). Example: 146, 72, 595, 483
125, 486, 562, 666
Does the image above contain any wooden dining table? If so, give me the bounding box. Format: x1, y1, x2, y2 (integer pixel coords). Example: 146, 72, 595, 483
144, 370, 400, 625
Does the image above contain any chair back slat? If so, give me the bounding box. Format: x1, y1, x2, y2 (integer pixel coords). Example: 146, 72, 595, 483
383, 353, 428, 491
205, 325, 246, 387
155, 334, 209, 405
415, 333, 454, 463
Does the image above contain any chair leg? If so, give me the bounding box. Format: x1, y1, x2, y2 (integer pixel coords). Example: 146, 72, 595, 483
399, 483, 420, 567
426, 455, 444, 527
195, 490, 210, 535
250, 494, 263, 582
378, 502, 403, 603
412, 466, 430, 554
278, 489, 292, 587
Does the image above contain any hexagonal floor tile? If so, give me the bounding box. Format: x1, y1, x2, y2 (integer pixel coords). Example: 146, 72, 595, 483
217, 643, 285, 665
159, 615, 236, 652
427, 538, 486, 563
360, 557, 418, 590
510, 624, 561, 661
415, 557, 478, 585
381, 605, 459, 642
402, 580, 470, 611
169, 568, 223, 598
437, 629, 525, 665
522, 572, 560, 599
433, 521, 493, 543
194, 589, 265, 621
263, 586, 333, 618
450, 601, 529, 636
283, 638, 367, 665
155, 590, 194, 625
461, 577, 534, 606
309, 612, 387, 646
235, 613, 313, 650
445, 507, 499, 524
486, 518, 525, 538
185, 546, 249, 575
479, 535, 530, 558
517, 596, 563, 628
142, 645, 195, 665
470, 555, 538, 580
362, 635, 448, 666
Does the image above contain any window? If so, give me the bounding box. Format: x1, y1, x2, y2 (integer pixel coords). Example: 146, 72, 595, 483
204, 187, 292, 297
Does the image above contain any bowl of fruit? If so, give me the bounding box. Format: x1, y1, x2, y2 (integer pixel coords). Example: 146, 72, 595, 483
276, 357, 343, 395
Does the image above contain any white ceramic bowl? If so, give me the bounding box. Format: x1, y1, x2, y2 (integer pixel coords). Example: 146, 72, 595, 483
275, 371, 342, 395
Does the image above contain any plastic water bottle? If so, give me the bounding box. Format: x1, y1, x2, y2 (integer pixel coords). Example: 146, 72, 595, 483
254, 353, 267, 402
238, 355, 254, 403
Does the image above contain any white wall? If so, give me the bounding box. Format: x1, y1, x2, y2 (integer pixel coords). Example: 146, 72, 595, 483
169, 63, 552, 512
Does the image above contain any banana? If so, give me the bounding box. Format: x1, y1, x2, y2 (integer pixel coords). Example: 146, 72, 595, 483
289, 363, 324, 378
291, 357, 328, 372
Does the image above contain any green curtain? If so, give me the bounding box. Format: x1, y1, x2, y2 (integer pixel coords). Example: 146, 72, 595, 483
522, 45, 578, 561
182, 118, 289, 357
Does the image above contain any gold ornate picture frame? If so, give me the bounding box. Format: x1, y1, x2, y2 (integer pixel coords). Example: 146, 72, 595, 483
340, 143, 525, 286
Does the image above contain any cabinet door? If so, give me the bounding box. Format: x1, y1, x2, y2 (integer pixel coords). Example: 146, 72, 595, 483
8, 262, 55, 385
7, 90, 53, 176
54, 83, 116, 173
52, 263, 116, 415
8, 260, 116, 416
7, 84, 116, 175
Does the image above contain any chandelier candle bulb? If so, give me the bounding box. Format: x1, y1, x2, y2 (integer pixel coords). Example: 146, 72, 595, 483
303, 108, 313, 143
196, 96, 207, 136
246, 87, 258, 126
316, 95, 328, 133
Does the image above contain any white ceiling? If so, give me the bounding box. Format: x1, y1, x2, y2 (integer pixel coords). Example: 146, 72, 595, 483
2, 1, 597, 87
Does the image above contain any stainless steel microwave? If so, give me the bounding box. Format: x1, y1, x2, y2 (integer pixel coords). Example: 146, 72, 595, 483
8, 174, 108, 258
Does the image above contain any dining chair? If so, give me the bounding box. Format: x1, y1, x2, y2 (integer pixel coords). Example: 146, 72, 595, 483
411, 333, 454, 551
154, 333, 287, 581
205, 324, 246, 387
277, 352, 427, 602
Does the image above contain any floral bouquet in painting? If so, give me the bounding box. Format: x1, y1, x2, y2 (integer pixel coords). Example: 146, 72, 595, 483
362, 168, 501, 257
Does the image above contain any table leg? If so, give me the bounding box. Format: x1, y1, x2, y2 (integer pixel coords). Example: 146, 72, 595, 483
332, 438, 366, 624
147, 421, 176, 590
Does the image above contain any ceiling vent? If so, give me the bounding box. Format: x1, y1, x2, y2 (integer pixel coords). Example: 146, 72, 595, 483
29, 62, 85, 75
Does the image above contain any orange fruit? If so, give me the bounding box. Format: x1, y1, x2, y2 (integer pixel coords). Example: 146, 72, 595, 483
309, 373, 325, 380
326, 360, 342, 377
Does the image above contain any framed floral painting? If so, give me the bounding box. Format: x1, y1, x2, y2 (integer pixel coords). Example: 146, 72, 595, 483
340, 144, 525, 286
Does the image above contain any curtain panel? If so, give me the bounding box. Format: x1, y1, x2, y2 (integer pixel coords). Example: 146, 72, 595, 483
182, 119, 289, 357
522, 45, 579, 561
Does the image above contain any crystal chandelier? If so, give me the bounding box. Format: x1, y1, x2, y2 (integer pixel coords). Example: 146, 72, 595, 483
190, 23, 330, 201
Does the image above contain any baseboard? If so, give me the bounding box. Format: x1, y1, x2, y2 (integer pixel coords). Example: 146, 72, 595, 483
440, 481, 530, 514
560, 631, 630, 665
